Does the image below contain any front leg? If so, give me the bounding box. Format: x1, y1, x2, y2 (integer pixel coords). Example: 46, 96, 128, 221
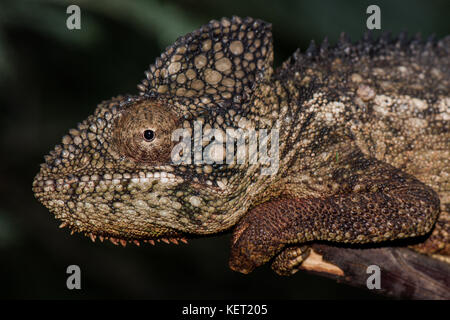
229, 150, 440, 274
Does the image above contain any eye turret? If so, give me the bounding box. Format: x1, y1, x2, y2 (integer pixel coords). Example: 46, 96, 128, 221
112, 100, 178, 164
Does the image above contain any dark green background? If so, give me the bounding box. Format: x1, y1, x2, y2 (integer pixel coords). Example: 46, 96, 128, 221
0, 0, 448, 299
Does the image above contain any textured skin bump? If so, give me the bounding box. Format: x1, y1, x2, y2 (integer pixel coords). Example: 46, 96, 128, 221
33, 17, 449, 273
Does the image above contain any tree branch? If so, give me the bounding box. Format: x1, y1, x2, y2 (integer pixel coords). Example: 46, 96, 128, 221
298, 244, 450, 299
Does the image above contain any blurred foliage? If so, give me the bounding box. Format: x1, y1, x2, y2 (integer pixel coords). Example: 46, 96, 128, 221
1, 0, 448, 83
0, 0, 448, 299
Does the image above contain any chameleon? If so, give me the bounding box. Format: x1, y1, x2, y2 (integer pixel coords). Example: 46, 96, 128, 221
33, 17, 449, 275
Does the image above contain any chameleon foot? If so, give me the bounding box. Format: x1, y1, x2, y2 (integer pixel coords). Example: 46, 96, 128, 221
271, 245, 311, 276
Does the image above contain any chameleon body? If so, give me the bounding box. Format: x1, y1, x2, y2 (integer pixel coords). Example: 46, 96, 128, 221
33, 17, 449, 275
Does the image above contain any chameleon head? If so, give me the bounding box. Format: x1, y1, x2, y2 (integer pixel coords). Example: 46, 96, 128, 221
32, 96, 184, 243
33, 17, 275, 245
32, 95, 249, 243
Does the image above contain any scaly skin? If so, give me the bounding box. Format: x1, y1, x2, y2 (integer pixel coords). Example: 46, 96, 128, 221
33, 17, 449, 274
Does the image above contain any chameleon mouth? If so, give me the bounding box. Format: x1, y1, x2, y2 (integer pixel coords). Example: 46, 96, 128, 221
32, 168, 182, 193
33, 169, 189, 246
32, 164, 184, 206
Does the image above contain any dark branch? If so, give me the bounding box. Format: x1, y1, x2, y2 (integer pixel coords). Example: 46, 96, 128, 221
298, 244, 450, 300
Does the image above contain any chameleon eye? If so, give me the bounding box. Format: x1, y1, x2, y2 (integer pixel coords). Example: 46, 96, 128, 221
113, 100, 178, 164
143, 129, 155, 142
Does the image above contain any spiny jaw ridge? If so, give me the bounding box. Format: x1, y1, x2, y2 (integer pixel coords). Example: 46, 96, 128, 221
58, 222, 188, 247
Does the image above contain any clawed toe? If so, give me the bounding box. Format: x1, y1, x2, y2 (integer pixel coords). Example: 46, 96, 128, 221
271, 245, 311, 276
